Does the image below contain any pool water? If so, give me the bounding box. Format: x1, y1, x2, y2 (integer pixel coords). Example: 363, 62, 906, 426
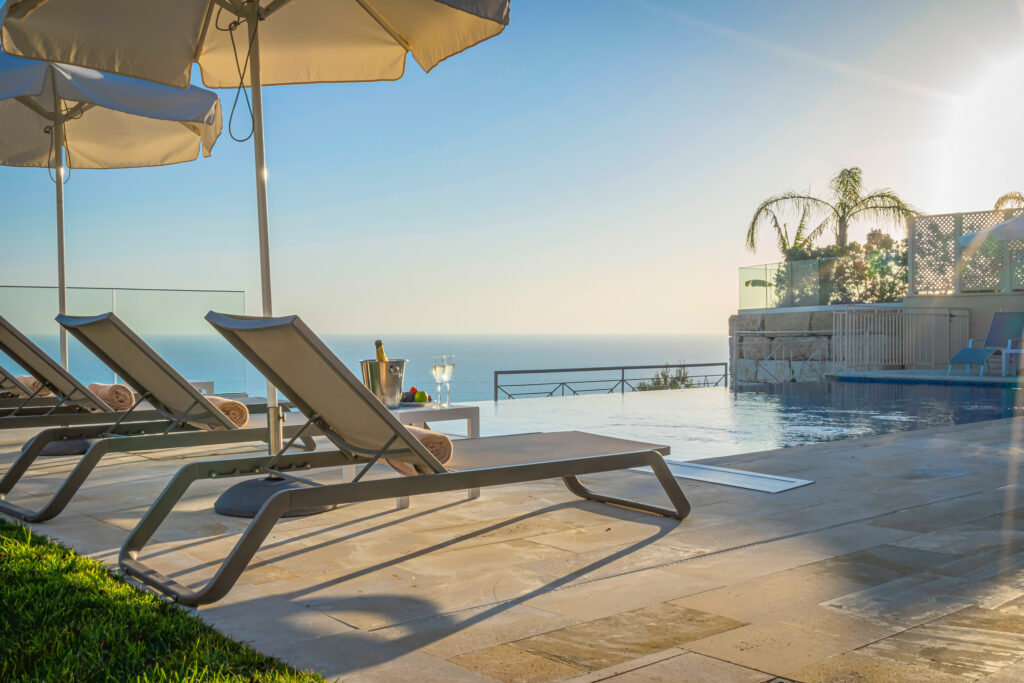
464, 382, 1023, 463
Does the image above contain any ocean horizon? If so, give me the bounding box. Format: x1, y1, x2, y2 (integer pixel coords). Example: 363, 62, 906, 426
2, 333, 729, 402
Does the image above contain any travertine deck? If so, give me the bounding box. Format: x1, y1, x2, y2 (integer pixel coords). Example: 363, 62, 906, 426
2, 416, 1024, 682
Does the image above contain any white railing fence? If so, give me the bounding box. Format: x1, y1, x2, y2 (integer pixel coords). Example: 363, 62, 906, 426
833, 306, 969, 371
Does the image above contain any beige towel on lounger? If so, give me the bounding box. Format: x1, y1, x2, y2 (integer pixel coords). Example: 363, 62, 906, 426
87, 383, 135, 411
17, 375, 52, 397
386, 425, 453, 476
205, 396, 249, 428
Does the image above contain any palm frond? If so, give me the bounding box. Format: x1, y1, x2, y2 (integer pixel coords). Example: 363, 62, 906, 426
994, 192, 1024, 210
800, 214, 832, 246
829, 167, 863, 208
746, 192, 834, 252
847, 190, 917, 234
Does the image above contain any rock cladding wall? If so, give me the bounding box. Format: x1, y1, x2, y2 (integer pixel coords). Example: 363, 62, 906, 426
730, 309, 884, 384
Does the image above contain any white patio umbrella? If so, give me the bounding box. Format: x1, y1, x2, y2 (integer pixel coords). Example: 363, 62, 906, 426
959, 213, 1024, 247
2, 0, 510, 453
0, 49, 221, 367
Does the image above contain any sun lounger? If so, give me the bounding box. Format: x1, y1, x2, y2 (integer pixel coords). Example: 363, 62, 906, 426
947, 312, 1024, 376
0, 362, 60, 409
0, 312, 317, 523
0, 314, 124, 426
117, 312, 690, 606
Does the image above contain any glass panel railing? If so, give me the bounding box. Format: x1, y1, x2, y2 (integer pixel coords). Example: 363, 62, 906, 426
738, 263, 779, 310
739, 254, 907, 310
0, 286, 246, 393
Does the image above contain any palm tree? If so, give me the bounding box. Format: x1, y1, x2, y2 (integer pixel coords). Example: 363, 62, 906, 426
749, 205, 823, 257
994, 192, 1024, 210
746, 167, 915, 251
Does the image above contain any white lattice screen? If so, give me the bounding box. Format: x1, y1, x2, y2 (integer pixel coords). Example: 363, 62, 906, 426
910, 209, 1024, 294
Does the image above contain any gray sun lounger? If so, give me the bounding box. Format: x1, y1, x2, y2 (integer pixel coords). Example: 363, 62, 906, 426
947, 311, 1024, 377
0, 362, 60, 409
0, 312, 316, 523
0, 314, 122, 426
118, 312, 690, 606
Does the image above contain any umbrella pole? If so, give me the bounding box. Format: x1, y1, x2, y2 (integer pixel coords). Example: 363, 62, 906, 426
248, 9, 283, 455
51, 70, 68, 369
214, 6, 330, 519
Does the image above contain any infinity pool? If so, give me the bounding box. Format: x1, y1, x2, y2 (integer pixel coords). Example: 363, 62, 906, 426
464, 382, 1023, 463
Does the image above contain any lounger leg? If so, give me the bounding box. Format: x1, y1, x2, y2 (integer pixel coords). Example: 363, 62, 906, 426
562, 454, 691, 520
396, 496, 410, 510
120, 450, 345, 606
0, 421, 175, 522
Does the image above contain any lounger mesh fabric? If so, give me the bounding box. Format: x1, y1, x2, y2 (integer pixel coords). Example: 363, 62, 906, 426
0, 314, 108, 411
207, 313, 442, 469
57, 313, 235, 430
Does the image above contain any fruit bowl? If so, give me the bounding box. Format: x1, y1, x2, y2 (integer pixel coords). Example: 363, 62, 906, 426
399, 386, 433, 405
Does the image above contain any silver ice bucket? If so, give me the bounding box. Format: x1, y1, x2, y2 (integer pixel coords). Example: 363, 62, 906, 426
360, 359, 407, 408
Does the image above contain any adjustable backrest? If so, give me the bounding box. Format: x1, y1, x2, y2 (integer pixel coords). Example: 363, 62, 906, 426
206, 311, 445, 471
0, 314, 110, 411
0, 363, 32, 396
984, 312, 1024, 349
57, 313, 236, 430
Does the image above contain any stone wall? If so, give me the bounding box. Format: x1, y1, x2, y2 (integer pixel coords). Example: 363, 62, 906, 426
729, 310, 836, 384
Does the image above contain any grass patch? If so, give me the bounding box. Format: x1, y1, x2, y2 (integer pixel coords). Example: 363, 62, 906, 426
0, 519, 325, 682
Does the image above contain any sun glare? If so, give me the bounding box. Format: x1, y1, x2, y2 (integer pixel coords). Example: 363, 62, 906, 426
939, 54, 1024, 211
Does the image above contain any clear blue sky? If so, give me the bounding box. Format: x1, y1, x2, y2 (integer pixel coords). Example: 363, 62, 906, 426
2, 0, 1022, 334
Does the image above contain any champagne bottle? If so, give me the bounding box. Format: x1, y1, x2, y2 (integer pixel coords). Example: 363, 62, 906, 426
374, 339, 388, 362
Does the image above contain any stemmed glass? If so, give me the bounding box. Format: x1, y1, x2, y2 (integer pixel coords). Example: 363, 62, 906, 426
442, 355, 455, 407
431, 356, 446, 409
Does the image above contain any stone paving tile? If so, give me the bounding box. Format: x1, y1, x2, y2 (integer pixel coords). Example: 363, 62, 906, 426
793, 650, 965, 683
935, 605, 1024, 635
372, 603, 578, 659
603, 651, 772, 682
822, 572, 974, 627
864, 623, 1024, 679
449, 643, 585, 682
523, 567, 722, 622
685, 606, 898, 679
511, 603, 744, 672
868, 490, 1015, 533
981, 657, 1024, 681
814, 544, 956, 583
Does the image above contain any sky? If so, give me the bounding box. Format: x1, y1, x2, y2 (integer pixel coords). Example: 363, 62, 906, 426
2, 0, 1024, 336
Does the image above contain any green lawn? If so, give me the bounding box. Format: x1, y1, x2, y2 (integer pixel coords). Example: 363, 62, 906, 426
0, 518, 325, 682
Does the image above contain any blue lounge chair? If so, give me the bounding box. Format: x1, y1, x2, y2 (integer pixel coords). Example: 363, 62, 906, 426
947, 312, 1024, 376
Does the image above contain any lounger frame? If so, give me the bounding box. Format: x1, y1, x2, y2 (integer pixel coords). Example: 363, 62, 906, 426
117, 312, 691, 606
0, 313, 315, 522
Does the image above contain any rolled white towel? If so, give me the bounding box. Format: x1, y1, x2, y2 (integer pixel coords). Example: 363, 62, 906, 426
87, 383, 135, 411
205, 396, 249, 428
17, 375, 51, 397
386, 425, 453, 476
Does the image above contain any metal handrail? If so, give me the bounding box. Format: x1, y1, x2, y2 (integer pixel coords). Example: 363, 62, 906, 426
493, 362, 728, 400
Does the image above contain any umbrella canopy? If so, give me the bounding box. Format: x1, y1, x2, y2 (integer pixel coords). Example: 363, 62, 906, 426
959, 213, 1024, 247
0, 48, 221, 365
2, 0, 510, 87
0, 51, 221, 168
2, 0, 509, 454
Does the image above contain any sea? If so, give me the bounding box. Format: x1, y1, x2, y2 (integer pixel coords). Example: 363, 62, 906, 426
6, 333, 729, 402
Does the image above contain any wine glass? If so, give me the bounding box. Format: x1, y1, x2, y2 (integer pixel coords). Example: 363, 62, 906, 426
442, 354, 455, 407
431, 356, 446, 409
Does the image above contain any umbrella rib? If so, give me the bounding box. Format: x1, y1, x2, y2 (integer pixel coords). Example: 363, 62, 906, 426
353, 0, 412, 51
264, 0, 296, 17
14, 95, 54, 120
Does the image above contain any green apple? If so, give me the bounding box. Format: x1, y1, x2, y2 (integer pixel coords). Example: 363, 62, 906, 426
414, 390, 428, 402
